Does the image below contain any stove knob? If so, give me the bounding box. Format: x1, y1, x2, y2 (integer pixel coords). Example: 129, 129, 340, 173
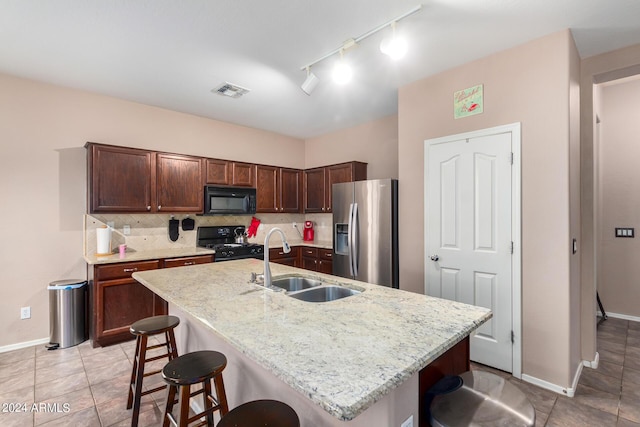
229, 250, 234, 256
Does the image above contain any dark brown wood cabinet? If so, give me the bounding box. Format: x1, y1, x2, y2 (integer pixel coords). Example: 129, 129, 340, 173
90, 254, 214, 347
300, 247, 333, 273
90, 260, 163, 347
304, 162, 367, 213
205, 158, 230, 185
231, 162, 256, 187
156, 153, 204, 212
87, 143, 204, 214
87, 144, 155, 213
163, 254, 214, 268
269, 246, 300, 267
256, 165, 302, 213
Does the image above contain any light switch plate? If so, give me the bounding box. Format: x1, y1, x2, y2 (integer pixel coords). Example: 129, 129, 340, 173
123, 225, 131, 235
401, 415, 414, 427
615, 227, 635, 238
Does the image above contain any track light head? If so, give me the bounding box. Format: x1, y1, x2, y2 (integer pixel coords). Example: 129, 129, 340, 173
380, 22, 408, 60
301, 67, 319, 95
332, 50, 353, 84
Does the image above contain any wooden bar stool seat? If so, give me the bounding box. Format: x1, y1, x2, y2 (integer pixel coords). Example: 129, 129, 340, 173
217, 400, 300, 427
127, 315, 180, 427
162, 350, 229, 427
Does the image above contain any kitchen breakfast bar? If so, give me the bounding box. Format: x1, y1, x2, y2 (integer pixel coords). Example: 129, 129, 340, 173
132, 259, 491, 426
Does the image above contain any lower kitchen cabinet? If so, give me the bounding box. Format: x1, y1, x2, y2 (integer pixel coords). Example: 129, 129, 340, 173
269, 247, 300, 267
301, 247, 333, 274
89, 255, 214, 347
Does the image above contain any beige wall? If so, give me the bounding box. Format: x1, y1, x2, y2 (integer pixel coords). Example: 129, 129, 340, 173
597, 77, 640, 317
580, 43, 640, 362
0, 73, 305, 348
305, 115, 398, 179
398, 30, 579, 388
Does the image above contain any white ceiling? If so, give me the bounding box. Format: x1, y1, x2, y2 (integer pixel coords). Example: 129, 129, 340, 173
2, 0, 640, 139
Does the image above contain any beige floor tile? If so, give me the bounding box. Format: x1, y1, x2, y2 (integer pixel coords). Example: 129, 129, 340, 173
33, 386, 95, 425
600, 338, 627, 355
0, 357, 35, 381
618, 417, 640, 427
620, 394, 640, 424
35, 347, 82, 370
90, 373, 132, 406
35, 371, 90, 402
597, 359, 625, 380
628, 335, 640, 349
37, 406, 101, 427
507, 377, 558, 415
534, 410, 548, 427
627, 346, 640, 360
107, 405, 164, 427
623, 366, 640, 386
95, 394, 155, 427
35, 358, 84, 385
545, 396, 618, 426
0, 409, 34, 427
600, 348, 626, 365
3, 371, 35, 390
563, 383, 620, 416
81, 346, 128, 367
603, 318, 630, 329
0, 384, 34, 405
85, 358, 132, 386
0, 347, 36, 366
579, 367, 623, 395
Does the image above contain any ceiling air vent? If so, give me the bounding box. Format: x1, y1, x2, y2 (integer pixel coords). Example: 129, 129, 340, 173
212, 82, 250, 99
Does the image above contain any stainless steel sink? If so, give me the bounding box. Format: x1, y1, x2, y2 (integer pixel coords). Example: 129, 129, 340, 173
271, 276, 322, 292
288, 285, 361, 303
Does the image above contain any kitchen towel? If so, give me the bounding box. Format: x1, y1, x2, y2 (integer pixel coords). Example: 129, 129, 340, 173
96, 227, 111, 255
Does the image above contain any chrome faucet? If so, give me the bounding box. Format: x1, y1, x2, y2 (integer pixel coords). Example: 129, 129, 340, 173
263, 227, 291, 288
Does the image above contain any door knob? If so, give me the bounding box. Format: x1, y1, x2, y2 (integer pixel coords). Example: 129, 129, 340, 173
430, 255, 439, 261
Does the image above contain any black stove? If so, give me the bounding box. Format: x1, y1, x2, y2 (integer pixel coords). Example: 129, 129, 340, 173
196, 226, 264, 262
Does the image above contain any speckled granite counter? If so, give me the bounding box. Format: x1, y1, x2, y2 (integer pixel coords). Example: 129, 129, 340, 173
84, 247, 215, 265
133, 259, 491, 422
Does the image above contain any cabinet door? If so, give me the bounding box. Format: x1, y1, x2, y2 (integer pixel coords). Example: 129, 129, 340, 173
269, 247, 300, 267
301, 257, 318, 271
256, 165, 279, 213
156, 153, 203, 212
318, 249, 334, 274
279, 168, 302, 213
206, 159, 230, 185
231, 162, 256, 187
325, 162, 367, 213
304, 167, 326, 213
88, 144, 154, 213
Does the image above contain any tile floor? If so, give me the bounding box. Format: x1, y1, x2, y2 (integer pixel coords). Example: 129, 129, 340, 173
0, 318, 639, 426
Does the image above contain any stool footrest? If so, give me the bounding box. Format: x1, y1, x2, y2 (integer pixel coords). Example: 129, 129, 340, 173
146, 342, 169, 351
146, 353, 171, 363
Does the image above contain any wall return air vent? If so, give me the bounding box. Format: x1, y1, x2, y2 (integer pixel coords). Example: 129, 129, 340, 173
212, 82, 251, 98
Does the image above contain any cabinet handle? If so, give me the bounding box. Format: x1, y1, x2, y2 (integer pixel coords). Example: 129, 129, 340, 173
326, 253, 332, 257
158, 205, 161, 210
322, 207, 325, 211
184, 261, 195, 266
278, 251, 284, 255
146, 205, 151, 211
123, 268, 138, 273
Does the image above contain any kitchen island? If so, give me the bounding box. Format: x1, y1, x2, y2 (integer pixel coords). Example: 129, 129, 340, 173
133, 259, 491, 426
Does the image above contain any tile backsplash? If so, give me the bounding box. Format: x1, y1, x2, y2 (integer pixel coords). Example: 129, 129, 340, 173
84, 213, 333, 256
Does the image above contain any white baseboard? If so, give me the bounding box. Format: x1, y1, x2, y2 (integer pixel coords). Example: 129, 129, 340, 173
521, 359, 583, 398
583, 351, 600, 369
604, 312, 640, 323
0, 337, 50, 354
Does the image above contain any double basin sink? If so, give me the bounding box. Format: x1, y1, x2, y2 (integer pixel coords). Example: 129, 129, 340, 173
268, 275, 362, 303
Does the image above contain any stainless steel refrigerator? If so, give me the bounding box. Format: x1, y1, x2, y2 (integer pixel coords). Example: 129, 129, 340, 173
332, 178, 398, 288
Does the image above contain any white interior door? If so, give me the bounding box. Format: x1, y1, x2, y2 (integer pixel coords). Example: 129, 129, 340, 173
425, 128, 515, 373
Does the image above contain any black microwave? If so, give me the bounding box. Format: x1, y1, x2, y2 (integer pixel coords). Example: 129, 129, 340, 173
203, 186, 256, 215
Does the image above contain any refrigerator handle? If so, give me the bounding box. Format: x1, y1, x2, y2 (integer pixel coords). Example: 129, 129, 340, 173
352, 202, 359, 277
348, 203, 355, 276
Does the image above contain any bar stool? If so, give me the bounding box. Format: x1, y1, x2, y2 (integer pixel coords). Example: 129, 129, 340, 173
161, 350, 229, 427
217, 400, 300, 427
127, 315, 180, 427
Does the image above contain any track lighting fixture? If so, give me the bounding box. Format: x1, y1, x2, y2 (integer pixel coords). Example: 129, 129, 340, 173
380, 22, 408, 60
301, 66, 319, 95
299, 5, 422, 94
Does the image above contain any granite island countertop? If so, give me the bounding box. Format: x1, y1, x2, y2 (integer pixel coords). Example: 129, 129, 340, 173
132, 259, 491, 421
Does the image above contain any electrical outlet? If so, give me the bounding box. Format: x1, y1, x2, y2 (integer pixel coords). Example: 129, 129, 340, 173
123, 224, 131, 235
400, 415, 413, 427
107, 221, 115, 229
20, 306, 31, 320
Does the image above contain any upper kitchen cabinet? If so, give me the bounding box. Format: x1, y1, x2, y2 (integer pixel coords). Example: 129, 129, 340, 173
87, 143, 155, 213
205, 158, 230, 185
156, 153, 204, 212
256, 165, 302, 213
304, 161, 367, 213
205, 159, 256, 187
230, 161, 256, 187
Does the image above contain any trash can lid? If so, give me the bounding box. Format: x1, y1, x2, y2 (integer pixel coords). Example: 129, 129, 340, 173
48, 279, 87, 289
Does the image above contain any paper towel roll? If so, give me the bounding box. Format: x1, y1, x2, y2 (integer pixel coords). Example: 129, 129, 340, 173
96, 227, 111, 255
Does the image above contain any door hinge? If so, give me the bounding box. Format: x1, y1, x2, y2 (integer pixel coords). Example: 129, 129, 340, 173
510, 241, 514, 254
511, 330, 515, 343
509, 152, 514, 164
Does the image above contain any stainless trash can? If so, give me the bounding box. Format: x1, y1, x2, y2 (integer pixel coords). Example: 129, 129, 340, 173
47, 279, 88, 349
430, 370, 535, 427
